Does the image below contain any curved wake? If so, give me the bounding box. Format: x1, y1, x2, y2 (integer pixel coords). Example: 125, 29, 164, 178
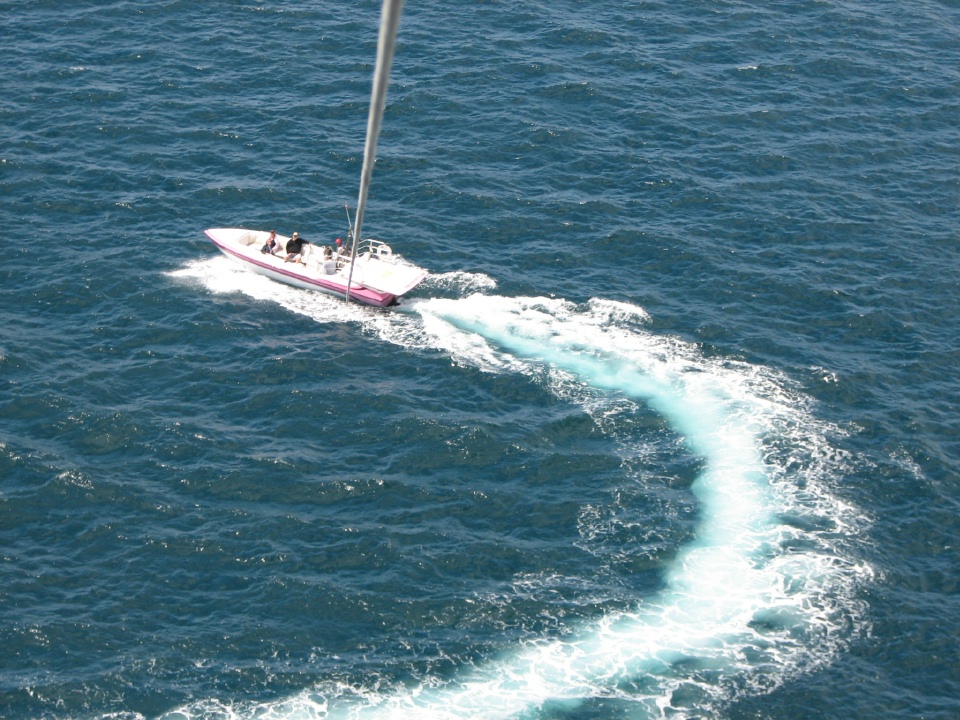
167, 258, 871, 719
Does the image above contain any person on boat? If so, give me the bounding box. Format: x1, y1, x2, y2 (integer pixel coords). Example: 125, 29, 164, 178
284, 232, 308, 263
336, 237, 352, 258
322, 246, 337, 274
261, 230, 280, 255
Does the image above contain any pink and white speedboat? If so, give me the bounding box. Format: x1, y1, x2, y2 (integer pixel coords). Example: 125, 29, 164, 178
205, 227, 427, 308
204, 0, 425, 308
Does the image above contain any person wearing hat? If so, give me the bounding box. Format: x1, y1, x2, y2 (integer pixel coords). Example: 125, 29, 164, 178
284, 231, 308, 263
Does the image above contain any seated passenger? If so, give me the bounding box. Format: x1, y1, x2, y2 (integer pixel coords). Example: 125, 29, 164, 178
260, 230, 280, 255
322, 246, 337, 274
284, 232, 308, 263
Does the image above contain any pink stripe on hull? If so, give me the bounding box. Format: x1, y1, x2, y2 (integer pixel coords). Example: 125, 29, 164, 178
209, 239, 395, 307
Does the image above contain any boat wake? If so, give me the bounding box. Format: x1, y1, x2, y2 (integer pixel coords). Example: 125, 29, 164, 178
167, 257, 872, 719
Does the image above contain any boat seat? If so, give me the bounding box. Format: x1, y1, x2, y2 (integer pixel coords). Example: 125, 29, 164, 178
300, 243, 317, 267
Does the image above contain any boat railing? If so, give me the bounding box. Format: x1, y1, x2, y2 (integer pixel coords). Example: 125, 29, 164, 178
357, 238, 394, 258
336, 238, 393, 269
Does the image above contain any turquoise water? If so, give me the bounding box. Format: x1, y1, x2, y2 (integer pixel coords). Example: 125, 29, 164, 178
2, 1, 959, 718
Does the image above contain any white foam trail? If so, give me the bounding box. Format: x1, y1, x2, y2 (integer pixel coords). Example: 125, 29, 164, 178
170, 257, 371, 323
164, 266, 870, 719
423, 269, 498, 295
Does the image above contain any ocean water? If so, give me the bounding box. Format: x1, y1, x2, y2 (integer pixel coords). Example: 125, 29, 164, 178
2, 1, 959, 718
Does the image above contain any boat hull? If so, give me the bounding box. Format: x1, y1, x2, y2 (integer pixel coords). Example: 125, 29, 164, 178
205, 228, 426, 307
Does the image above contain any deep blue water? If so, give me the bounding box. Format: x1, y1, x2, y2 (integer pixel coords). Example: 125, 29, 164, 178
2, 1, 959, 718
